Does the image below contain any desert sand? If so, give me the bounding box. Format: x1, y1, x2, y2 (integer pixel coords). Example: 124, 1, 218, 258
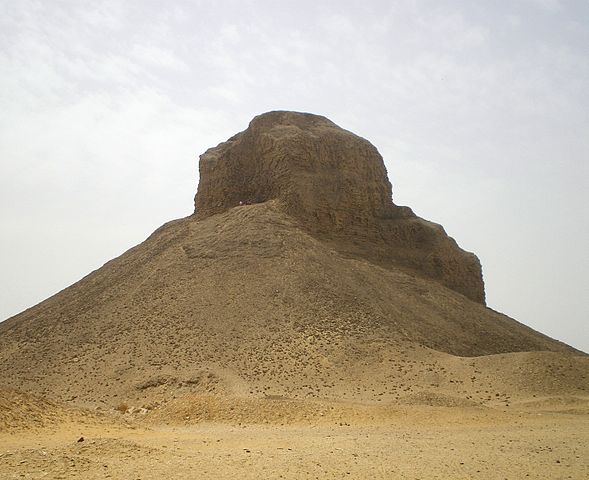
1, 389, 588, 479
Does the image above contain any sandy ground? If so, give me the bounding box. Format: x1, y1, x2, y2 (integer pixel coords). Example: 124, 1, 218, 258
1, 403, 587, 480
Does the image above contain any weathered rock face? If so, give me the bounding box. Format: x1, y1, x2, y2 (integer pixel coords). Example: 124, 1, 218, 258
195, 111, 398, 228
194, 111, 485, 304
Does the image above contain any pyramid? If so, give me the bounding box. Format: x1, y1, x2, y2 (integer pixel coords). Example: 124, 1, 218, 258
0, 111, 584, 410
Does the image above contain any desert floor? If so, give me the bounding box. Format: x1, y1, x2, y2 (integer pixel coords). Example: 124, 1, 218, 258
1, 400, 588, 480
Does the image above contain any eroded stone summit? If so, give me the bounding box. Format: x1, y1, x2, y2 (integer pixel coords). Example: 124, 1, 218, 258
194, 111, 485, 304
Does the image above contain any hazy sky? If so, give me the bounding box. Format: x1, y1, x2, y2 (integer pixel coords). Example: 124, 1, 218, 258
1, 0, 587, 352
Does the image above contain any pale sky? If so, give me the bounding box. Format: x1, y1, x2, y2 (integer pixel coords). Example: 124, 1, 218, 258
0, 0, 587, 352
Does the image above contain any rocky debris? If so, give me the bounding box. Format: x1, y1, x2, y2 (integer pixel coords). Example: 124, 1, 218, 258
136, 375, 178, 391
194, 111, 484, 303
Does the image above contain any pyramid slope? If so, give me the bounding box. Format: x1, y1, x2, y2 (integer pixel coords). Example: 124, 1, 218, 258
0, 202, 583, 408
